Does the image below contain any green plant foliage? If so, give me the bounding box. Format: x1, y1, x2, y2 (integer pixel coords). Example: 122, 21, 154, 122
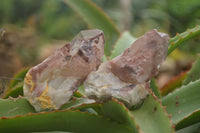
3, 82, 23, 99
183, 55, 200, 85
160, 71, 188, 96
0, 97, 35, 117
8, 68, 29, 89
176, 122, 200, 133
150, 78, 161, 99
0, 110, 133, 133
1, 1, 200, 132
61, 98, 139, 132
60, 98, 95, 110
73, 91, 84, 98
162, 79, 200, 127
176, 109, 200, 130
109, 31, 136, 59
98, 99, 139, 133
62, 0, 120, 56
131, 93, 174, 133
2, 68, 29, 98
168, 25, 200, 55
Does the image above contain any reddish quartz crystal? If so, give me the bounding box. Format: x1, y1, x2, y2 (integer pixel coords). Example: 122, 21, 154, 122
110, 29, 169, 84
24, 29, 105, 111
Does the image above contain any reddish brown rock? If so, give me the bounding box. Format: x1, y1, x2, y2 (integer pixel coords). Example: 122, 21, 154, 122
110, 29, 169, 84
24, 29, 105, 111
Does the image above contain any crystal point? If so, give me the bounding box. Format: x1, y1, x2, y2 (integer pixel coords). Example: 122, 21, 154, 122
110, 29, 169, 84
24, 29, 105, 111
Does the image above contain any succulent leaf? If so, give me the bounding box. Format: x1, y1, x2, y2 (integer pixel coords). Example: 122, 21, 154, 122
109, 31, 136, 59
160, 71, 188, 96
162, 79, 200, 125
168, 25, 200, 55
8, 68, 29, 89
0, 110, 133, 133
150, 78, 161, 99
176, 109, 200, 130
183, 55, 200, 85
0, 97, 35, 117
62, 98, 140, 132
131, 93, 174, 133
3, 82, 24, 99
176, 122, 200, 133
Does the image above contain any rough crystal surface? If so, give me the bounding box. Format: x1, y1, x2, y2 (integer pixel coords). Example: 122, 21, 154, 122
110, 29, 169, 84
24, 29, 105, 111
84, 29, 169, 107
84, 62, 149, 107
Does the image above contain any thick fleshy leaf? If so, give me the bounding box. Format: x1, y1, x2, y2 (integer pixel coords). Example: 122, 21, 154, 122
131, 93, 174, 133
162, 79, 200, 126
60, 98, 95, 110
176, 109, 200, 130
168, 25, 200, 55
150, 78, 161, 99
109, 31, 136, 59
63, 0, 120, 56
98, 99, 139, 133
8, 68, 29, 89
0, 110, 133, 133
183, 55, 200, 85
73, 91, 84, 98
176, 122, 200, 133
61, 98, 139, 132
3, 82, 23, 99
160, 71, 187, 96
0, 97, 35, 117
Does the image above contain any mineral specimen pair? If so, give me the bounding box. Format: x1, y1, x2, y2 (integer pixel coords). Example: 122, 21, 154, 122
23, 29, 169, 111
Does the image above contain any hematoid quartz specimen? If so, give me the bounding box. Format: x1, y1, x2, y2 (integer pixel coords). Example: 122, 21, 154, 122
84, 29, 169, 107
24, 29, 105, 111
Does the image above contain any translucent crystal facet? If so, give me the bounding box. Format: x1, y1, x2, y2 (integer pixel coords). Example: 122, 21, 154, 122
84, 29, 169, 107
23, 29, 105, 111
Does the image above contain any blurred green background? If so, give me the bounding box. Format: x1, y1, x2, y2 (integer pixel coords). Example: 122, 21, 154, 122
0, 0, 200, 87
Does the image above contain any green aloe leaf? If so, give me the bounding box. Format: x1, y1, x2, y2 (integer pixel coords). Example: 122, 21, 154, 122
150, 78, 161, 99
8, 68, 29, 89
3, 82, 24, 99
176, 122, 200, 133
2, 68, 29, 98
162, 79, 200, 128
176, 109, 200, 130
109, 31, 136, 59
160, 71, 187, 96
98, 99, 139, 133
183, 55, 200, 85
168, 25, 200, 55
131, 93, 174, 133
60, 98, 95, 110
61, 98, 139, 132
63, 0, 120, 56
0, 110, 133, 133
0, 97, 35, 117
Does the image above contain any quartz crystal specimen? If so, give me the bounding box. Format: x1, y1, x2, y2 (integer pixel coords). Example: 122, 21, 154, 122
110, 29, 169, 84
24, 29, 105, 111
84, 29, 169, 107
